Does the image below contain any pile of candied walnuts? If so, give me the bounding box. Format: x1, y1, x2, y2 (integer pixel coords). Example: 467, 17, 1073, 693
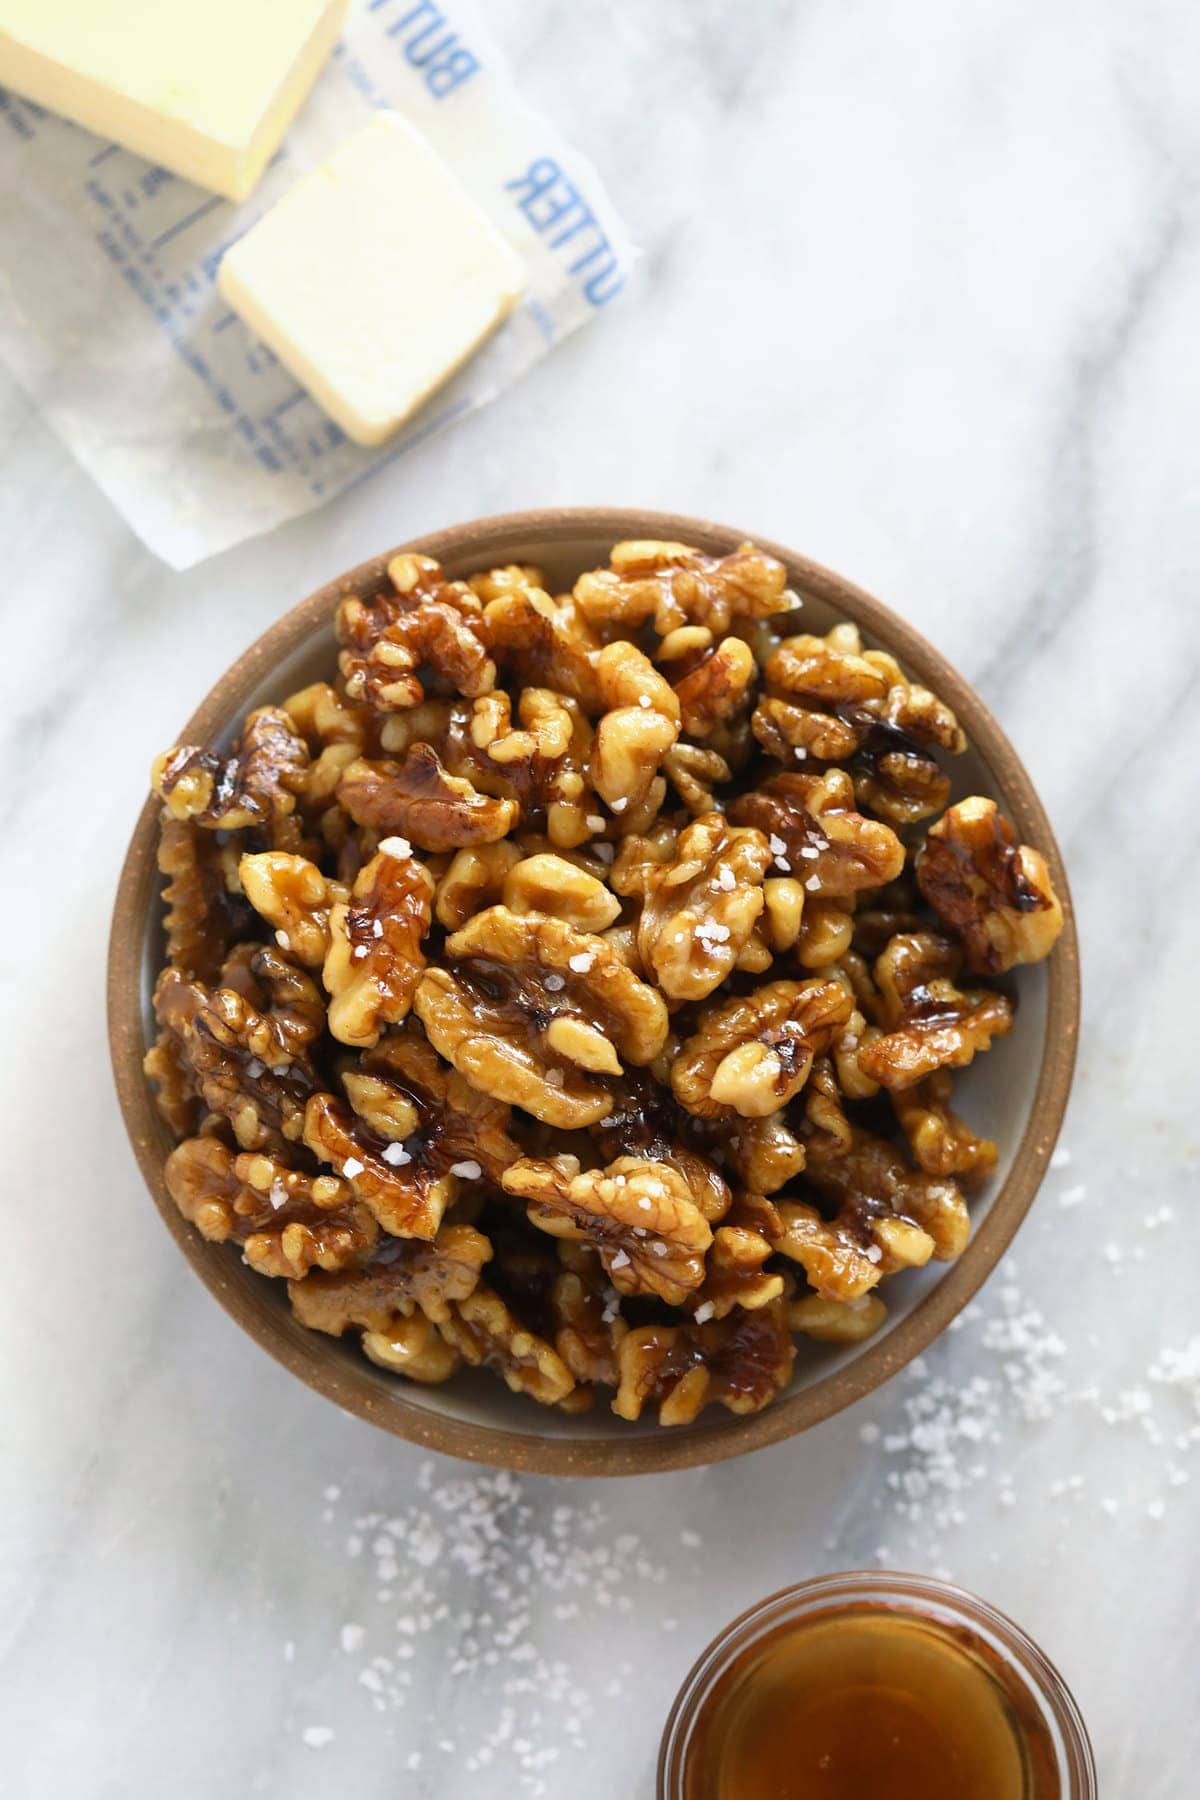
145, 540, 1064, 1428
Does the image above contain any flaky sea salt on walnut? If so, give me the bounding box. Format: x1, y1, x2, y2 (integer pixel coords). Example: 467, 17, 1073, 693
415, 906, 667, 1127
322, 841, 434, 1048
637, 812, 772, 1001
240, 850, 346, 968
503, 1154, 713, 1307
672, 977, 853, 1119
165, 1136, 376, 1279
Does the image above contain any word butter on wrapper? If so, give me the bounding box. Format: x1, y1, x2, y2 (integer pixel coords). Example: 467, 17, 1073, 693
0, 0, 635, 567
219, 113, 525, 447
0, 0, 348, 201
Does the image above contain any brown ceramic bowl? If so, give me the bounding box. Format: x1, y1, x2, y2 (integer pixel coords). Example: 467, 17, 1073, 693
108, 508, 1079, 1476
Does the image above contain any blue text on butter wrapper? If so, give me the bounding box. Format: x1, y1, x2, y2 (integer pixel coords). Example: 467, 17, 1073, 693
506, 158, 625, 306
367, 0, 479, 97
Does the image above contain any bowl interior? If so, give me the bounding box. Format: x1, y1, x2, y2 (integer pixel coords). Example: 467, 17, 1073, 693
114, 514, 1076, 1473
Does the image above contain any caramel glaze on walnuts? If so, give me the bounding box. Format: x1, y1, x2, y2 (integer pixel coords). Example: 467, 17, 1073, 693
144, 542, 1064, 1427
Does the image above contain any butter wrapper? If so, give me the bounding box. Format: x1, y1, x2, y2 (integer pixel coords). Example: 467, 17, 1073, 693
0, 0, 634, 567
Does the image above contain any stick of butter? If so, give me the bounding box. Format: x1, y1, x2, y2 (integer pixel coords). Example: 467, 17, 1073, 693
218, 112, 526, 448
0, 0, 348, 202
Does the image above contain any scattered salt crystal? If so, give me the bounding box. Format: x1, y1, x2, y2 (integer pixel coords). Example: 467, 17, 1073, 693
341, 1623, 364, 1654
352, 945, 368, 960
768, 834, 788, 857
716, 865, 736, 890
372, 919, 383, 938
378, 836, 412, 858
593, 841, 616, 864
1049, 1146, 1072, 1170
800, 845, 819, 860
451, 1160, 482, 1181
381, 1143, 412, 1166
324, 1485, 340, 1503
651, 1242, 669, 1257
1147, 1499, 1166, 1521
282, 1641, 294, 1662
637, 694, 652, 708
275, 929, 291, 951
681, 1529, 702, 1548
859, 1422, 881, 1444
611, 797, 628, 813
693, 1302, 715, 1324
586, 815, 606, 832
341, 1157, 365, 1179
302, 1727, 334, 1749
864, 1244, 883, 1264
568, 952, 595, 973
1059, 1184, 1087, 1209
544, 973, 565, 991
610, 1249, 631, 1270
268, 1178, 288, 1211
804, 875, 821, 891
545, 1068, 565, 1087
245, 1057, 265, 1079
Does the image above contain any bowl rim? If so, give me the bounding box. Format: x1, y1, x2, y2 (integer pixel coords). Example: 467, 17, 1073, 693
107, 506, 1080, 1476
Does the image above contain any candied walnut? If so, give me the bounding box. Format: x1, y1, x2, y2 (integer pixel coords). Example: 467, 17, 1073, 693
337, 746, 519, 853
415, 906, 668, 1128
152, 706, 309, 845
502, 852, 621, 932
916, 796, 1064, 974
673, 978, 852, 1119
856, 931, 1014, 1090
240, 850, 346, 967
154, 965, 318, 1154
637, 813, 772, 1002
790, 1291, 887, 1343
282, 680, 371, 749
435, 841, 522, 930
574, 540, 797, 639
337, 553, 495, 711
158, 820, 249, 981
587, 1073, 732, 1223
322, 842, 435, 1048
610, 819, 679, 898
612, 1298, 795, 1425
755, 626, 962, 824
730, 769, 905, 899
588, 640, 680, 811
440, 1284, 576, 1407
760, 876, 806, 953
303, 1092, 450, 1241
199, 945, 325, 1068
699, 1194, 786, 1318
727, 1112, 806, 1195
358, 1025, 519, 1183
467, 562, 547, 602
164, 1136, 375, 1278
663, 743, 731, 816
799, 1053, 854, 1155
550, 1244, 627, 1386
362, 1314, 463, 1381
794, 896, 855, 969
482, 580, 603, 709
891, 1071, 998, 1188
288, 1223, 493, 1331
143, 1030, 199, 1138
670, 636, 756, 739
503, 1154, 713, 1307
773, 1128, 970, 1302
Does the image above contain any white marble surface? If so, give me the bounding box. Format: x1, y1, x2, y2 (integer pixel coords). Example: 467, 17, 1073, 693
3, 3, 1198, 1795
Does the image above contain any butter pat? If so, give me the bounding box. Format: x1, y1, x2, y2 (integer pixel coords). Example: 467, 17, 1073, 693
0, 0, 347, 202
218, 112, 525, 447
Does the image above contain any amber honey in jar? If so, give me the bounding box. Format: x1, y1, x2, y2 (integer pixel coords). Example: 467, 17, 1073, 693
658, 1573, 1096, 1800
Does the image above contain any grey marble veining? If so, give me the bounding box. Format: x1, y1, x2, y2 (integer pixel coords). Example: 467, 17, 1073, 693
3, 2, 1199, 1795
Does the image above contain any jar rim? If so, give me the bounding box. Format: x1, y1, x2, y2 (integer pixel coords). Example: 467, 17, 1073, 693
657, 1570, 1097, 1800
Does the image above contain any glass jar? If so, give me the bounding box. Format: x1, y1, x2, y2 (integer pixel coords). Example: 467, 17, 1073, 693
658, 1571, 1097, 1800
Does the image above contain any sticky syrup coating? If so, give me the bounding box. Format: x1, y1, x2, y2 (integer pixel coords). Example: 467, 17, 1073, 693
144, 541, 1063, 1424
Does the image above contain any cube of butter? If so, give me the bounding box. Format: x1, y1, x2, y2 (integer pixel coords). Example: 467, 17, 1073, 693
0, 0, 348, 202
218, 112, 526, 447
